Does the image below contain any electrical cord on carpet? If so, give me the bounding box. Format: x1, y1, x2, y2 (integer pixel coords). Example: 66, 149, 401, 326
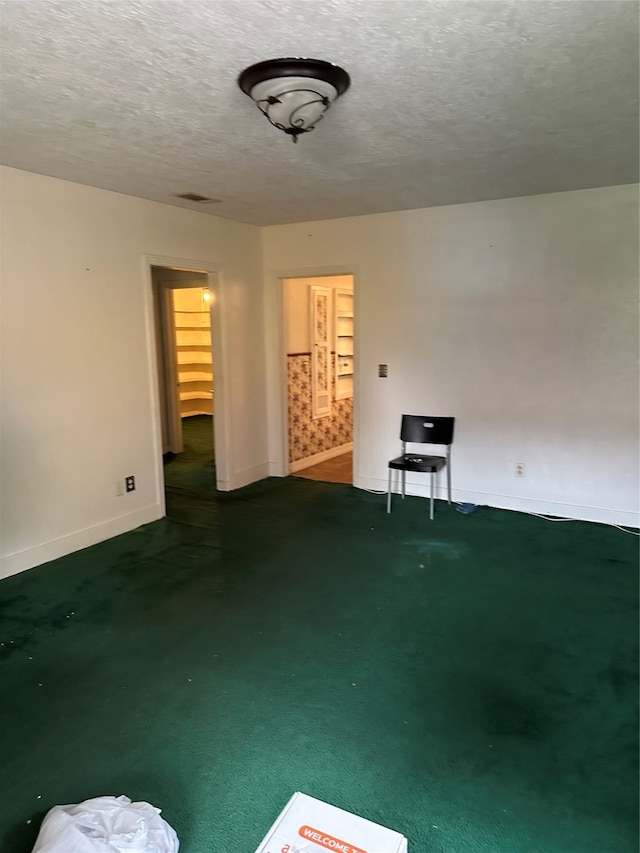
451, 501, 639, 534
361, 490, 640, 535
510, 509, 640, 535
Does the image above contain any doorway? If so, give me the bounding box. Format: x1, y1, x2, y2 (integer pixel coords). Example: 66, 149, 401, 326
282, 274, 354, 484
151, 266, 216, 502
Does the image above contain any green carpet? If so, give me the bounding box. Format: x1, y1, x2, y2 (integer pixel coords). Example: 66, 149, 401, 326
0, 421, 637, 852
163, 414, 215, 495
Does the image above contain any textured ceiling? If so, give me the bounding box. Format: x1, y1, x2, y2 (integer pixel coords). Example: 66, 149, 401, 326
0, 0, 638, 225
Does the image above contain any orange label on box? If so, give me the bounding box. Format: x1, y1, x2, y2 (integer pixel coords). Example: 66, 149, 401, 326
298, 825, 368, 853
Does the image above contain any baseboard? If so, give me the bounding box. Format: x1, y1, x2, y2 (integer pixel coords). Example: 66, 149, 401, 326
0, 503, 164, 581
354, 476, 640, 528
229, 462, 271, 491
268, 460, 286, 478
290, 443, 353, 473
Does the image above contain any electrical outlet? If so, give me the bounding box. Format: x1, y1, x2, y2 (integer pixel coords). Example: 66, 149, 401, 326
515, 463, 526, 478
378, 364, 388, 378
125, 475, 136, 493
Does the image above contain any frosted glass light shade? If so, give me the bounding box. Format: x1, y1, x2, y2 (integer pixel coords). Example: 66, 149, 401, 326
238, 58, 350, 142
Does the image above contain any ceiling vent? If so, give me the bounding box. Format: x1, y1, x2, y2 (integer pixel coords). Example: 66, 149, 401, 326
174, 193, 221, 203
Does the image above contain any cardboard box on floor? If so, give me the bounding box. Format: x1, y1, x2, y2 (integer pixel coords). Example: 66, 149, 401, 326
254, 792, 407, 853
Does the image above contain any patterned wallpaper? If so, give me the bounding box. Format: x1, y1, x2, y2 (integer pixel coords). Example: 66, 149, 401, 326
288, 353, 353, 463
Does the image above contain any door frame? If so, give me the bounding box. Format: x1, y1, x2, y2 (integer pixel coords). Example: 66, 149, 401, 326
156, 284, 180, 454
142, 254, 232, 511
277, 267, 358, 478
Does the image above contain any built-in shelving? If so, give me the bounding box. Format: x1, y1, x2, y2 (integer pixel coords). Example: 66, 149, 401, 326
173, 298, 213, 417
334, 289, 354, 400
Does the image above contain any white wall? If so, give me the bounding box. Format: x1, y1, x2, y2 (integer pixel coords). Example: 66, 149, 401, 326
0, 166, 267, 578
263, 185, 639, 526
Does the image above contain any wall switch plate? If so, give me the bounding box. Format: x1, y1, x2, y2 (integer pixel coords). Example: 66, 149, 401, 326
378, 364, 388, 377
116, 480, 125, 496
125, 475, 136, 492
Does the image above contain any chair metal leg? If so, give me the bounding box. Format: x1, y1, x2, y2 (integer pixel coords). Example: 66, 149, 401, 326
447, 461, 452, 504
401, 470, 406, 499
387, 468, 392, 513
430, 471, 435, 520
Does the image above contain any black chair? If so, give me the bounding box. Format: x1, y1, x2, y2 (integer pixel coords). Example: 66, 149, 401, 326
387, 415, 455, 519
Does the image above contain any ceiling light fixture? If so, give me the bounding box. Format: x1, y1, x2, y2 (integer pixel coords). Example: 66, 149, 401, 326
238, 58, 350, 143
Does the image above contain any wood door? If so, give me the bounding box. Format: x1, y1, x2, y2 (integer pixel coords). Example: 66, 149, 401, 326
154, 285, 183, 454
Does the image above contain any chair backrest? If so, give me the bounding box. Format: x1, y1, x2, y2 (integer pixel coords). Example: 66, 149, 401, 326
400, 415, 455, 447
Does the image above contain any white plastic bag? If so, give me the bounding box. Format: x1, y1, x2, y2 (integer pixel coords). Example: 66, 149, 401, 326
31, 794, 179, 853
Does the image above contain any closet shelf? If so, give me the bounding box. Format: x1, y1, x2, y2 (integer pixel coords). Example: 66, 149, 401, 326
175, 325, 211, 331
180, 391, 213, 401
173, 290, 213, 417
334, 287, 354, 401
